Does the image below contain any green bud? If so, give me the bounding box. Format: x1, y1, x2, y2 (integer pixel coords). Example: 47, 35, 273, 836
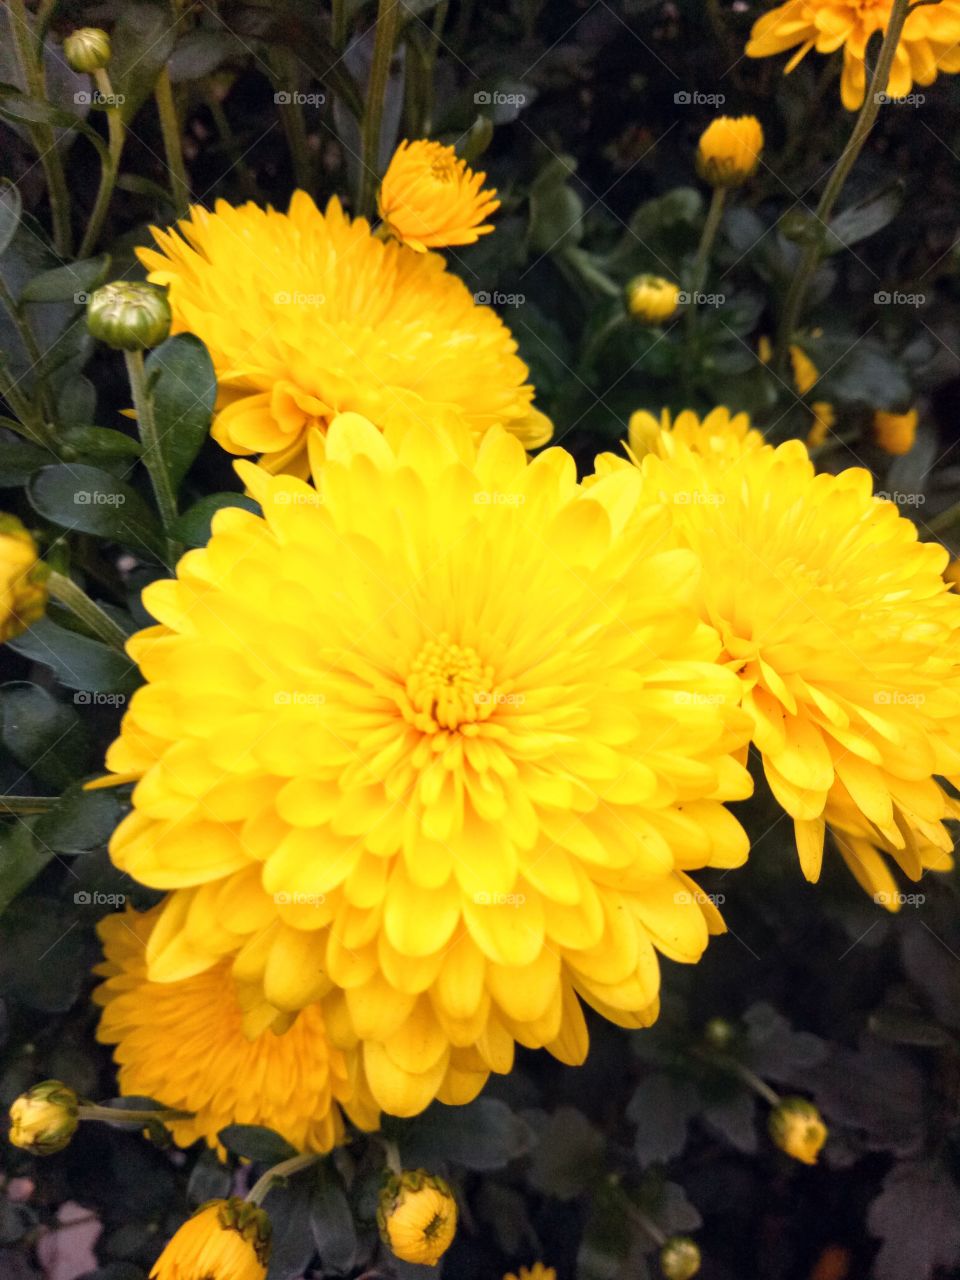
87, 282, 172, 351
63, 28, 112, 74
8, 1080, 79, 1155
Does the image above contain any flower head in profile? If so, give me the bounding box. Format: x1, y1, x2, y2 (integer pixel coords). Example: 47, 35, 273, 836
0, 516, 47, 644
99, 413, 751, 1117
378, 1170, 457, 1266
93, 906, 379, 1153
696, 116, 764, 187
769, 1096, 828, 1165
746, 0, 960, 110
137, 193, 549, 475
625, 275, 681, 325
150, 1198, 270, 1280
605, 413, 960, 904
378, 139, 500, 252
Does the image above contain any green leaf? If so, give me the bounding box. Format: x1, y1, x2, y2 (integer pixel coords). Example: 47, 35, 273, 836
28, 463, 165, 558
264, 1165, 317, 1280
392, 1097, 535, 1170
578, 1182, 645, 1280
528, 156, 584, 254
0, 178, 22, 257
0, 682, 90, 789
628, 1075, 698, 1166
825, 185, 902, 255
20, 254, 111, 303
0, 437, 53, 485
0, 896, 91, 1011
169, 30, 241, 83
172, 491, 259, 547
7, 616, 139, 694
868, 1161, 960, 1280
458, 114, 494, 165
145, 333, 217, 492
187, 1148, 234, 1207
816, 337, 912, 410
0, 85, 109, 166
61, 425, 142, 461
528, 1107, 606, 1199
217, 1124, 299, 1164
33, 781, 124, 853
109, 3, 178, 125
309, 1169, 356, 1274
0, 822, 53, 919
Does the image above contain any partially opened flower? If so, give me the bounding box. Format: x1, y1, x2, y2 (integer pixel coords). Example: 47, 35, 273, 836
746, 0, 960, 111
150, 1198, 270, 1280
603, 414, 960, 902
93, 906, 379, 1153
378, 1170, 457, 1266
696, 116, 764, 187
98, 413, 751, 1117
137, 193, 549, 475
378, 139, 500, 252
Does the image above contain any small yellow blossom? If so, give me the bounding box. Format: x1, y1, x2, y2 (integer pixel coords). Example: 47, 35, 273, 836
626, 275, 681, 325
874, 408, 918, 455
378, 139, 500, 252
150, 1199, 270, 1280
696, 116, 764, 187
378, 1170, 457, 1266
769, 1096, 828, 1165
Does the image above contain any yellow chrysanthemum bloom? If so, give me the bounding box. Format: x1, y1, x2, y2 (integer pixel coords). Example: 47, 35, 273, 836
696, 116, 764, 187
598, 415, 960, 902
137, 193, 550, 476
768, 1096, 828, 1165
8, 1081, 79, 1155
874, 407, 918, 455
98, 413, 752, 1117
150, 1198, 270, 1280
0, 516, 47, 644
625, 275, 681, 325
378, 1170, 457, 1266
504, 1265, 557, 1280
627, 407, 764, 462
378, 139, 500, 253
93, 906, 379, 1153
746, 0, 960, 111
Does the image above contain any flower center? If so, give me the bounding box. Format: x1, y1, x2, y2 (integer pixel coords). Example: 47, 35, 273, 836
406, 635, 495, 731
430, 155, 457, 183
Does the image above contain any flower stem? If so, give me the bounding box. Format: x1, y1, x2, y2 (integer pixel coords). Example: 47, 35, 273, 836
123, 350, 181, 562
0, 274, 56, 427
154, 66, 190, 217
47, 570, 129, 649
270, 46, 313, 194
773, 0, 913, 373
0, 795, 57, 815
77, 69, 125, 260
8, 0, 72, 257
709, 1051, 781, 1106
77, 1103, 193, 1125
358, 0, 401, 218
685, 185, 726, 344
247, 1153, 319, 1205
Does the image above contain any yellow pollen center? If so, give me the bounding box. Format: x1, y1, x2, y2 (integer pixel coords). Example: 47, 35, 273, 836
406, 636, 494, 731
430, 156, 457, 183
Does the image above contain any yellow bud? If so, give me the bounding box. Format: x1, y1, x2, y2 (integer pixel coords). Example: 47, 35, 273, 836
769, 1096, 828, 1165
63, 28, 112, 73
0, 517, 48, 643
873, 408, 918, 456
626, 275, 681, 325
807, 403, 835, 448
660, 1235, 702, 1280
86, 282, 172, 351
378, 1170, 457, 1267
150, 1198, 271, 1280
8, 1080, 79, 1155
696, 116, 764, 188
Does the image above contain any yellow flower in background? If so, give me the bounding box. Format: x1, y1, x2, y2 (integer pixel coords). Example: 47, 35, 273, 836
137, 193, 549, 476
602, 418, 960, 904
659, 1237, 702, 1280
0, 517, 47, 644
758, 336, 836, 446
378, 1170, 457, 1266
150, 1198, 270, 1280
696, 115, 764, 187
625, 274, 681, 325
768, 1096, 828, 1165
626, 406, 763, 462
8, 1080, 79, 1155
746, 0, 960, 111
98, 413, 751, 1118
378, 139, 500, 252
874, 407, 918, 455
504, 1265, 557, 1280
93, 907, 379, 1153
945, 559, 960, 591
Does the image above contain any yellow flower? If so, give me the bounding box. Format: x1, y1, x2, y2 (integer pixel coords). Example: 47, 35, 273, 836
98, 413, 751, 1117
93, 906, 379, 1154
378, 139, 500, 252
504, 1265, 557, 1280
696, 116, 764, 187
807, 402, 836, 449
150, 1198, 270, 1280
625, 275, 680, 325
0, 517, 47, 644
600, 413, 960, 902
945, 559, 960, 591
627, 406, 764, 462
874, 407, 918, 455
746, 0, 960, 111
758, 336, 836, 445
768, 1096, 828, 1165
137, 193, 550, 476
378, 1170, 457, 1266
660, 1237, 702, 1280
8, 1081, 79, 1155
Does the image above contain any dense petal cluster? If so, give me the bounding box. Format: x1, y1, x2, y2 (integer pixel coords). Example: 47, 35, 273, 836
378, 139, 500, 252
100, 413, 752, 1116
137, 193, 550, 475
600, 412, 960, 904
378, 1170, 458, 1265
626, 407, 764, 462
94, 906, 378, 1153
746, 0, 960, 110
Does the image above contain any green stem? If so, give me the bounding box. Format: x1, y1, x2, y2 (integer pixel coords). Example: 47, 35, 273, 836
773, 0, 913, 372
123, 350, 181, 561
247, 1153, 319, 1206
685, 185, 726, 343
358, 0, 402, 218
8, 0, 72, 257
711, 1052, 781, 1107
580, 311, 627, 372
77, 1103, 193, 1125
207, 92, 259, 201
380, 1137, 402, 1176
332, 0, 348, 51
154, 66, 191, 216
270, 47, 313, 193
0, 796, 57, 815
0, 358, 53, 449
0, 273, 56, 425
77, 69, 126, 260
47, 570, 129, 649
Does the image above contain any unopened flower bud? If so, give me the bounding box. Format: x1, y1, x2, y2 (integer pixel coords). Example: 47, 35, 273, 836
86, 282, 172, 351
378, 1169, 457, 1266
8, 1080, 79, 1155
660, 1235, 701, 1280
769, 1096, 828, 1165
63, 28, 112, 74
